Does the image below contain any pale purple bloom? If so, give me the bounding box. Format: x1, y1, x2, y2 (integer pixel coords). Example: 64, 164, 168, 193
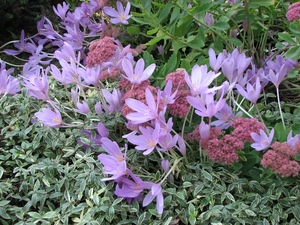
235, 77, 262, 104
22, 70, 51, 101
187, 92, 226, 119
161, 160, 170, 172
287, 131, 299, 147
268, 65, 289, 88
204, 12, 214, 26
158, 133, 178, 152
74, 101, 91, 114
94, 102, 102, 116
28, 44, 52, 66
122, 58, 156, 84
98, 137, 127, 181
114, 170, 145, 199
185, 64, 220, 96
157, 45, 164, 56
126, 123, 161, 155
251, 129, 274, 151
208, 48, 226, 72
53, 2, 69, 21
221, 49, 252, 87
143, 183, 164, 214
125, 88, 159, 124
176, 135, 186, 156
35, 106, 63, 128
102, 88, 123, 113
159, 80, 178, 106
79, 122, 109, 147
211, 103, 241, 130
81, 64, 102, 87
103, 1, 131, 25
199, 121, 210, 140
0, 69, 20, 96
54, 42, 76, 62
4, 30, 36, 56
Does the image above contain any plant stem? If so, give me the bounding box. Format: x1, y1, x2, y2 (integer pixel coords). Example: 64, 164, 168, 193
276, 87, 286, 130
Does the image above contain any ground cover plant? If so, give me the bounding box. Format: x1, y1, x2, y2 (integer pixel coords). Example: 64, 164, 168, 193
0, 0, 300, 224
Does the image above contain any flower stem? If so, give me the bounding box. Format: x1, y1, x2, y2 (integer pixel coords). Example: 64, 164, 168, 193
276, 87, 286, 130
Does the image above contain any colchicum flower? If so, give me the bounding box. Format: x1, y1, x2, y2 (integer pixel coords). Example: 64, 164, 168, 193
34, 106, 64, 128
103, 1, 132, 25
251, 129, 274, 151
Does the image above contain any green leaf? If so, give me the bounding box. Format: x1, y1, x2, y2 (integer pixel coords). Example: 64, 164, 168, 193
201, 169, 212, 182
187, 28, 205, 49
28, 212, 42, 219
227, 37, 243, 47
43, 211, 57, 219
126, 26, 141, 35
0, 208, 10, 220
0, 201, 10, 207
274, 123, 291, 142
211, 16, 230, 30
165, 53, 178, 74
158, 1, 172, 24
245, 209, 257, 217
285, 46, 300, 60
145, 34, 166, 46
249, 0, 275, 7
278, 32, 296, 45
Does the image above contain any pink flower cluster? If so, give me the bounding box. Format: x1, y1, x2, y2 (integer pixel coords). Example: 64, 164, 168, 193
231, 118, 265, 143
261, 141, 300, 177
86, 37, 118, 67
165, 70, 190, 118
286, 2, 300, 21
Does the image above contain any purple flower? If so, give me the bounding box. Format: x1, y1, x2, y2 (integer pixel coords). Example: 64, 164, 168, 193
125, 123, 161, 155
98, 137, 127, 181
251, 129, 274, 151
122, 58, 156, 85
102, 88, 123, 113
157, 133, 178, 152
199, 121, 210, 140
125, 88, 159, 124
211, 103, 241, 130
208, 48, 226, 72
22, 69, 51, 101
81, 64, 102, 87
235, 77, 262, 104
4, 30, 36, 56
0, 69, 20, 96
185, 64, 220, 96
187, 92, 226, 119
34, 106, 63, 128
204, 12, 214, 26
103, 1, 132, 25
176, 135, 186, 156
287, 130, 299, 147
53, 1, 69, 21
73, 101, 91, 114
143, 183, 164, 214
114, 169, 146, 200
267, 65, 289, 88
159, 80, 178, 106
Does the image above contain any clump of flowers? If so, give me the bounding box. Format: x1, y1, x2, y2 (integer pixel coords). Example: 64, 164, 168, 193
261, 141, 300, 177
286, 2, 300, 21
231, 118, 265, 143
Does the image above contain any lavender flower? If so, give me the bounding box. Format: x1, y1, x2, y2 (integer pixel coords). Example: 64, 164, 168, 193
53, 1, 69, 21
0, 68, 20, 96
143, 183, 164, 214
185, 64, 220, 96
187, 92, 226, 119
122, 58, 156, 85
211, 103, 241, 130
126, 123, 161, 155
268, 65, 289, 88
73, 101, 91, 114
98, 137, 127, 181
103, 1, 132, 25
251, 129, 274, 151
235, 77, 262, 104
125, 88, 159, 124
34, 106, 63, 128
287, 130, 299, 147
